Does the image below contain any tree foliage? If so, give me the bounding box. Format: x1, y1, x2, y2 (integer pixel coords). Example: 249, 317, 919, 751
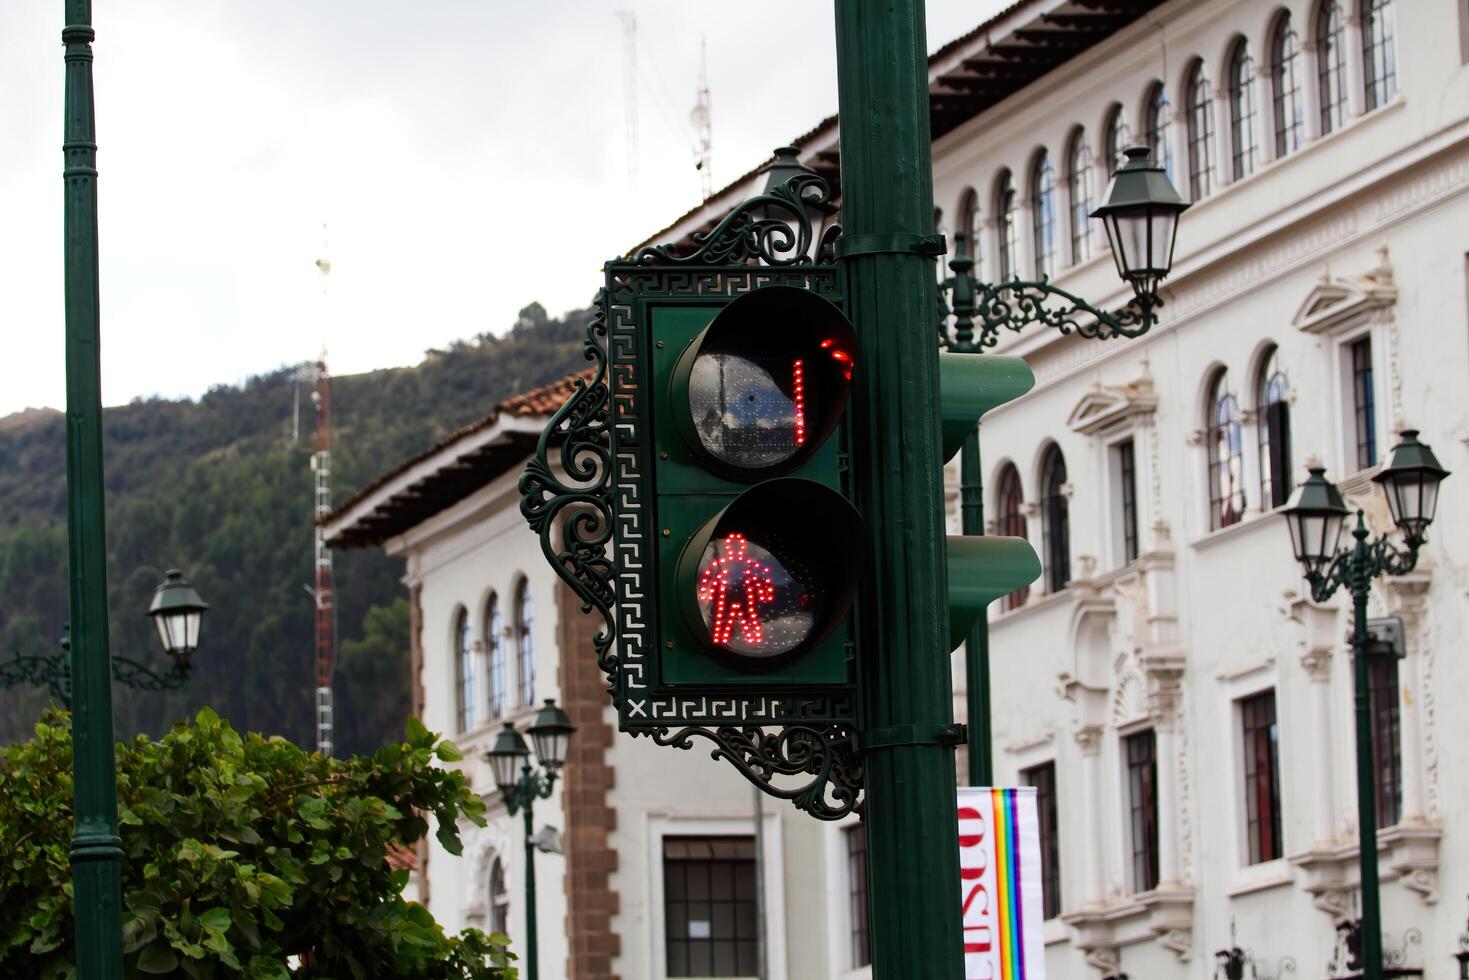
0, 303, 592, 748
0, 708, 515, 979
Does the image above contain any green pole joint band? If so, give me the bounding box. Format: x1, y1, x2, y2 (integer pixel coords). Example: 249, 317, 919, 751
834, 233, 947, 259
860, 723, 967, 752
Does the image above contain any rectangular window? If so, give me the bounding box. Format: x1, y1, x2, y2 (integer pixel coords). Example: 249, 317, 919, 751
1113, 439, 1139, 564
1023, 762, 1062, 919
1368, 654, 1403, 828
663, 837, 759, 978
1240, 691, 1283, 864
1124, 730, 1159, 893
1350, 336, 1377, 469
845, 825, 871, 968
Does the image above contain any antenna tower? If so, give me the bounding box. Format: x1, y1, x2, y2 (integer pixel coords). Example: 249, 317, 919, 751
691, 37, 713, 199
616, 10, 639, 180
310, 357, 335, 755
311, 229, 336, 756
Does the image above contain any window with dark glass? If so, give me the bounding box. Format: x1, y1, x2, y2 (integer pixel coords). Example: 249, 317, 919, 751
663, 837, 759, 978
845, 825, 870, 968
485, 594, 506, 719
1350, 336, 1377, 469
1186, 63, 1215, 199
1031, 152, 1057, 278
957, 188, 982, 277
1144, 82, 1175, 186
489, 857, 509, 936
1272, 15, 1304, 156
1041, 446, 1071, 592
1125, 730, 1160, 893
1023, 762, 1061, 919
1229, 40, 1258, 180
516, 581, 535, 707
997, 464, 1029, 611
1258, 349, 1292, 510
1114, 439, 1140, 564
1207, 370, 1246, 529
455, 607, 477, 733
1363, 0, 1397, 110
1068, 132, 1094, 265
1104, 104, 1129, 174
1317, 1, 1347, 134
996, 171, 1018, 281
1241, 691, 1283, 864
1368, 651, 1403, 828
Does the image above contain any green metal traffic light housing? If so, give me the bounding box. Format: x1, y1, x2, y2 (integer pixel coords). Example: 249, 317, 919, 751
939, 354, 1041, 650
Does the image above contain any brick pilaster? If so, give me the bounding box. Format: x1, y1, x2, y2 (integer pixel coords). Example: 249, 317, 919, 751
557, 582, 621, 980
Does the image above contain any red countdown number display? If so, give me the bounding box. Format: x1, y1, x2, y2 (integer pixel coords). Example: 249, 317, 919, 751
694, 532, 814, 658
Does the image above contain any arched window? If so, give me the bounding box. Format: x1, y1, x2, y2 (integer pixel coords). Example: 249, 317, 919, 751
1271, 14, 1304, 157
455, 607, 477, 733
488, 857, 509, 936
1317, 1, 1347, 134
1103, 104, 1130, 174
957, 188, 982, 273
485, 594, 506, 720
1228, 40, 1258, 180
995, 170, 1018, 281
996, 464, 1029, 611
1257, 348, 1293, 510
1143, 82, 1175, 185
516, 580, 534, 708
1362, 0, 1397, 110
1067, 132, 1094, 265
1030, 151, 1056, 278
1041, 447, 1071, 593
1185, 63, 1215, 199
1207, 370, 1246, 530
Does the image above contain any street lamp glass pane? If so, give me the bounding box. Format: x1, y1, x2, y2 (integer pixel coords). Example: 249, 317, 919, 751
695, 532, 814, 657
184, 611, 202, 652
688, 352, 814, 470
532, 730, 570, 771
153, 613, 177, 655
489, 752, 520, 790
1149, 210, 1178, 272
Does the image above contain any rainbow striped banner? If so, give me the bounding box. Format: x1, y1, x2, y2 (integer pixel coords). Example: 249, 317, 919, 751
957, 787, 1046, 979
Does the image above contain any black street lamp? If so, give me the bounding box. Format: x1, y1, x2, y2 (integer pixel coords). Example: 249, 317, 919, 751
1282, 432, 1449, 980
485, 699, 575, 980
938, 144, 1188, 784
1, 569, 209, 706
1454, 894, 1469, 979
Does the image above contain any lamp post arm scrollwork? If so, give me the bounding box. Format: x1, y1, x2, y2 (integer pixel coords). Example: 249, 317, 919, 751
0, 626, 195, 709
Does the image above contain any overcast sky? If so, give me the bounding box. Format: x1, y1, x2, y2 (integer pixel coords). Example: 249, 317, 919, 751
0, 1, 1002, 416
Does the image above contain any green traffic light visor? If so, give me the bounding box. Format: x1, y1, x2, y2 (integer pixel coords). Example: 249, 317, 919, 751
675, 479, 864, 668
671, 285, 856, 481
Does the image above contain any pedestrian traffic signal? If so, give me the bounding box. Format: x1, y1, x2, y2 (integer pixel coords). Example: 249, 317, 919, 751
654, 285, 862, 684
938, 353, 1041, 649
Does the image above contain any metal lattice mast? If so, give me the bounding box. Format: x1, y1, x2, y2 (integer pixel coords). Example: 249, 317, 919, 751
691, 37, 713, 199
311, 356, 335, 755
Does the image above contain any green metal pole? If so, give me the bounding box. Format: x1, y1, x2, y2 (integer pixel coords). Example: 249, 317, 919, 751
522, 784, 539, 980
959, 429, 992, 787
1348, 514, 1383, 980
835, 1, 964, 976
61, 2, 126, 977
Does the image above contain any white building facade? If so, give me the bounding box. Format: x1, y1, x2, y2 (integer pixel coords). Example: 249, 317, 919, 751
328, 0, 1469, 976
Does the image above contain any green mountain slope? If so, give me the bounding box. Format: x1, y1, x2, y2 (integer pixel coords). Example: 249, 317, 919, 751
0, 302, 592, 750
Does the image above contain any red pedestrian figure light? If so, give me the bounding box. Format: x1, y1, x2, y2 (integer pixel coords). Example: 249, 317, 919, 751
697, 533, 777, 648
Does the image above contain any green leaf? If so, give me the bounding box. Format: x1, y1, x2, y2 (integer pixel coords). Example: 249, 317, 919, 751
198, 907, 232, 933
434, 740, 464, 762
136, 941, 180, 974
405, 715, 431, 746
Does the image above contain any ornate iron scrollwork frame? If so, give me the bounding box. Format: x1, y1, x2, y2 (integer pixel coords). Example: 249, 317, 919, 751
519, 177, 863, 820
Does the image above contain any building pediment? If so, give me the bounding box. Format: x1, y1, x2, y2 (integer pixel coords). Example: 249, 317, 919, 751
1067, 375, 1158, 437
1291, 249, 1397, 335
